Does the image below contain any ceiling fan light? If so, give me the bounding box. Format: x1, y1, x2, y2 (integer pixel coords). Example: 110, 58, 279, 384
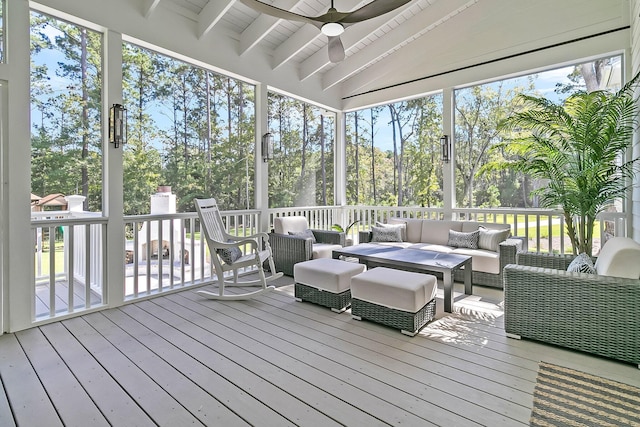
322, 22, 344, 36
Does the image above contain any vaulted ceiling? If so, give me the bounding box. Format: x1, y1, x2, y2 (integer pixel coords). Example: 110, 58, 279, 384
135, 0, 629, 107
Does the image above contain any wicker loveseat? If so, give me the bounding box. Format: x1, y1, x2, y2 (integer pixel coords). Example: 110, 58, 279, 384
269, 216, 346, 276
503, 237, 640, 366
359, 218, 524, 288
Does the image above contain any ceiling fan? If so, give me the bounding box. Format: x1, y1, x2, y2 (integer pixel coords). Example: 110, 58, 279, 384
239, 0, 412, 63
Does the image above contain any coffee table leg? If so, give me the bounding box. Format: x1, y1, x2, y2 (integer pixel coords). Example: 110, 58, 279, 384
444, 271, 453, 313
464, 260, 472, 295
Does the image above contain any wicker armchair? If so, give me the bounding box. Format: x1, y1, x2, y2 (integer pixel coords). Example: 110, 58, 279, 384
503, 241, 640, 366
269, 217, 345, 276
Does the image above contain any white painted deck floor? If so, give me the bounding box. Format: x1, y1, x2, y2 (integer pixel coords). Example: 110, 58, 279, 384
2, 275, 639, 426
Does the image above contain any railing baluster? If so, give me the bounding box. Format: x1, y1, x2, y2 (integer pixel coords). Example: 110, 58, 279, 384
49, 226, 56, 317
67, 225, 75, 312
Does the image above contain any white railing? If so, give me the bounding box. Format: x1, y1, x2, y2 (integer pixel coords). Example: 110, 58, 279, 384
123, 209, 261, 300
31, 215, 107, 319
31, 205, 628, 321
268, 205, 628, 255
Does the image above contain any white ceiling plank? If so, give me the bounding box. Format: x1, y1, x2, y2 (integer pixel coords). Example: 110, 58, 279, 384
272, 25, 320, 68
321, 0, 477, 90
240, 15, 283, 54
239, 0, 306, 54
197, 0, 237, 39
143, 0, 162, 18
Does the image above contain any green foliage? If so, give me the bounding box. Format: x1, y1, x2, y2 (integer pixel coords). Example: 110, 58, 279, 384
30, 12, 103, 211
267, 93, 334, 208
331, 220, 360, 233
482, 71, 640, 255
345, 95, 443, 207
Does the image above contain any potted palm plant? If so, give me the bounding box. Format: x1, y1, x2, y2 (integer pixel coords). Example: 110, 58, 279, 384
481, 72, 640, 256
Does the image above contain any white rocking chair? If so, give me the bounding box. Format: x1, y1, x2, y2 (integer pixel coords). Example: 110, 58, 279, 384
194, 198, 283, 300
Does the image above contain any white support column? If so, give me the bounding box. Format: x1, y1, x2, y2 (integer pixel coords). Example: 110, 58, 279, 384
255, 83, 270, 233
104, 29, 125, 306
442, 87, 455, 220
5, 0, 33, 332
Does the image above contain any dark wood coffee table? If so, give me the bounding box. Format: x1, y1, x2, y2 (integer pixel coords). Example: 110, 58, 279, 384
333, 243, 472, 313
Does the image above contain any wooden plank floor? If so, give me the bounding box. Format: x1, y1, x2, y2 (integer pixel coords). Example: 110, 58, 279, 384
1, 275, 639, 426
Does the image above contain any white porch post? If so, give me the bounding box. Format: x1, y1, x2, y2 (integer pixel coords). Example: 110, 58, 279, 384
256, 83, 270, 233
104, 29, 125, 306
4, 0, 33, 332
442, 87, 455, 220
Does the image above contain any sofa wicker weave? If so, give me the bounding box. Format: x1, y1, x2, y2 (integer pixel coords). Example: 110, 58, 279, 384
269, 216, 346, 276
504, 241, 640, 366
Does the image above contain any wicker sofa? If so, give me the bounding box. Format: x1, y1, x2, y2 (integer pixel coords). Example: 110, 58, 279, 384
359, 218, 524, 288
503, 237, 640, 366
269, 216, 346, 276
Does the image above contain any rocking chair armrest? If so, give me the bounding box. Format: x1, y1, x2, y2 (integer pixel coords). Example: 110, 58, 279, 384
234, 231, 270, 242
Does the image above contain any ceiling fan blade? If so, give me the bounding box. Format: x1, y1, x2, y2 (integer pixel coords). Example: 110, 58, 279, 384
238, 0, 317, 24
327, 36, 345, 63
341, 0, 412, 23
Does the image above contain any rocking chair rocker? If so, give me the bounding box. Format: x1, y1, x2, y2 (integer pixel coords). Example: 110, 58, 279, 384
194, 198, 283, 300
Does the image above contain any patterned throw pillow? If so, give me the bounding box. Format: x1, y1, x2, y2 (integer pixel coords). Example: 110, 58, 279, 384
371, 225, 403, 242
478, 227, 511, 252
447, 229, 480, 249
375, 221, 406, 241
567, 253, 596, 274
216, 241, 243, 265
289, 228, 317, 243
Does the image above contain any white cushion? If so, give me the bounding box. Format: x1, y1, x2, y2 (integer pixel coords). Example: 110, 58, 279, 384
312, 243, 343, 259
294, 258, 366, 293
450, 248, 500, 274
594, 237, 640, 278
274, 216, 309, 234
421, 220, 463, 245
351, 267, 437, 313
388, 218, 423, 242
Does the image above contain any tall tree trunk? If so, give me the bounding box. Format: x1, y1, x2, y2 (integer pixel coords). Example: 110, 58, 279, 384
300, 104, 307, 191
388, 105, 399, 202
80, 28, 89, 210
320, 114, 326, 205
205, 72, 212, 182
182, 75, 188, 176
370, 110, 376, 204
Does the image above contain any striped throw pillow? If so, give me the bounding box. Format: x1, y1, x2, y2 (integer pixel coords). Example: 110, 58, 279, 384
478, 227, 511, 252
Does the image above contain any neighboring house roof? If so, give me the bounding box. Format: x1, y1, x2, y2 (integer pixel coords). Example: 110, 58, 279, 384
32, 193, 67, 210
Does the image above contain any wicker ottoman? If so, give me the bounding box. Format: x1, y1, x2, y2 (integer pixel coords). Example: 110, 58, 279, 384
293, 258, 366, 312
351, 267, 437, 336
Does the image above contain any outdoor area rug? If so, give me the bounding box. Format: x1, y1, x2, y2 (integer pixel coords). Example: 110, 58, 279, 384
530, 361, 640, 426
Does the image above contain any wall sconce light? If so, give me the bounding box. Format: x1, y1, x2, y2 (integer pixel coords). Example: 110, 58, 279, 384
109, 104, 127, 148
440, 135, 450, 163
262, 132, 274, 162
